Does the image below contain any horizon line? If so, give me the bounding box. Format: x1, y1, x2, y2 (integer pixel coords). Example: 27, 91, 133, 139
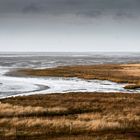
0, 51, 140, 53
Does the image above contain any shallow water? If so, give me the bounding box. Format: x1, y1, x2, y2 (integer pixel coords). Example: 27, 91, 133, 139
0, 52, 140, 98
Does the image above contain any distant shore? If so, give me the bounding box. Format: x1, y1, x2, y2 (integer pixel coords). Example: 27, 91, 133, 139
9, 63, 140, 89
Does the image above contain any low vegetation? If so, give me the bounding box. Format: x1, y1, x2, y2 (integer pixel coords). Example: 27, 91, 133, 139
0, 93, 140, 140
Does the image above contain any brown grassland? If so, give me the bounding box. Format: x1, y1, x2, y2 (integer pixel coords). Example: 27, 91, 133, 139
0, 63, 140, 140
0, 93, 140, 140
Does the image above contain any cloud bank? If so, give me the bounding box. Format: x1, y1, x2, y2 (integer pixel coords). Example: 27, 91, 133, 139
0, 0, 140, 18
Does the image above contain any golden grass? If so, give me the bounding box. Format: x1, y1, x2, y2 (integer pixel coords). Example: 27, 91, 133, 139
0, 117, 132, 135
120, 64, 140, 77
0, 102, 68, 117
0, 93, 140, 140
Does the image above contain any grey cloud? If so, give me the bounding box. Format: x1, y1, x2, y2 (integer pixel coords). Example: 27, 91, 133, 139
22, 4, 42, 13
0, 0, 140, 18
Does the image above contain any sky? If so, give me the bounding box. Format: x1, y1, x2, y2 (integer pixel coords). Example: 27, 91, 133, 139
0, 0, 140, 52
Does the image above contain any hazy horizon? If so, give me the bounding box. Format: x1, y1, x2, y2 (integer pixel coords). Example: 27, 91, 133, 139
1, 50, 140, 53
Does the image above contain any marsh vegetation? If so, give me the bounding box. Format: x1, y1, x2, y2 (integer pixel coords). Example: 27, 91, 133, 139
0, 93, 140, 140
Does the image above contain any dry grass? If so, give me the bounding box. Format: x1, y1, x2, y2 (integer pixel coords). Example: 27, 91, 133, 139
0, 102, 68, 118
0, 117, 135, 136
120, 64, 140, 77
0, 93, 140, 140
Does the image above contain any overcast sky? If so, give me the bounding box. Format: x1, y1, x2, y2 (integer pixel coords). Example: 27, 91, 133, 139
0, 0, 140, 52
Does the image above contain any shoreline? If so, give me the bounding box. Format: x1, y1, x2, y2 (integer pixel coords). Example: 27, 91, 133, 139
7, 63, 140, 90
1, 63, 140, 99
